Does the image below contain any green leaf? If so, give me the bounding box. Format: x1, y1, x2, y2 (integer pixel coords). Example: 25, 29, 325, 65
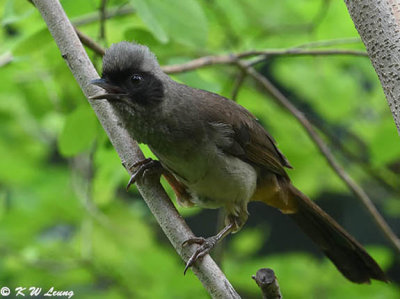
130, 0, 208, 47
130, 0, 169, 44
58, 105, 97, 157
124, 27, 161, 48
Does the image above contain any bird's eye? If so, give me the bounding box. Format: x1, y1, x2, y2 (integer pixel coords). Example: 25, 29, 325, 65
131, 74, 143, 84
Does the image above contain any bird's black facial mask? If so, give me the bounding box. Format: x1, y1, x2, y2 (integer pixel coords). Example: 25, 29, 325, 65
90, 69, 164, 106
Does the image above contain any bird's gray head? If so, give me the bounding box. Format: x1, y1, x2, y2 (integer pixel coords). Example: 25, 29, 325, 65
90, 42, 165, 106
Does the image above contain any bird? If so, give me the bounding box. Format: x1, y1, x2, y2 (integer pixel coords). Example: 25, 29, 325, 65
90, 41, 388, 284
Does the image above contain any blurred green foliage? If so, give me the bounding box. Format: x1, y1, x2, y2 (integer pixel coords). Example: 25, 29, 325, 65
0, 0, 399, 298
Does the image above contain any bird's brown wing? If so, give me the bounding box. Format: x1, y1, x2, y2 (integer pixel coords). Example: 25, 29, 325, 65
198, 90, 291, 177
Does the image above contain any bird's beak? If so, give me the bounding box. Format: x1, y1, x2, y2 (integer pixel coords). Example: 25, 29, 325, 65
89, 78, 128, 100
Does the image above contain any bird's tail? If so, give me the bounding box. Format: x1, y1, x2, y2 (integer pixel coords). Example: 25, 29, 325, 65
285, 185, 387, 283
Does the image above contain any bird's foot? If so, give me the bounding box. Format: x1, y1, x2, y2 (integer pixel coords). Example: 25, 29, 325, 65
182, 236, 219, 274
181, 222, 234, 274
126, 158, 162, 190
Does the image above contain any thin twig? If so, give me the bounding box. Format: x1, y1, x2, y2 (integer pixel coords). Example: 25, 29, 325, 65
75, 27, 105, 56
238, 48, 368, 59
252, 268, 282, 299
231, 71, 246, 101
294, 37, 362, 48
98, 0, 108, 45
72, 5, 135, 26
236, 60, 400, 253
32, 1, 240, 297
163, 49, 368, 73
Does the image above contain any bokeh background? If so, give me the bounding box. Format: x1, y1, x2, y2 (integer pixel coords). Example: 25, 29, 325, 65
0, 0, 399, 298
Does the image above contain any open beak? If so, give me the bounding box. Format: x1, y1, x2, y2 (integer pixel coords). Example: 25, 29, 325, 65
89, 78, 128, 100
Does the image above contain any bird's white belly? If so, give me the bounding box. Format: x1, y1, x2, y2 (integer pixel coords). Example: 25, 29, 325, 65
188, 153, 257, 209
156, 143, 258, 212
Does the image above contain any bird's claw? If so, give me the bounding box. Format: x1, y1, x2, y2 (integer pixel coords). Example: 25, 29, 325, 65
126, 158, 162, 190
182, 236, 218, 275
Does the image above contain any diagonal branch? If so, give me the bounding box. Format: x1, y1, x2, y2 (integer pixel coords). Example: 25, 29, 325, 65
231, 71, 246, 101
75, 27, 105, 56
31, 0, 240, 298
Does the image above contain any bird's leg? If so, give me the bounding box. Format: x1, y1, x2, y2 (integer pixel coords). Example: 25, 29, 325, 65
182, 221, 235, 274
126, 158, 163, 190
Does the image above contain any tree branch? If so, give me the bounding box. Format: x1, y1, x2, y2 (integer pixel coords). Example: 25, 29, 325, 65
72, 5, 135, 26
252, 268, 282, 299
75, 27, 105, 56
231, 71, 246, 101
344, 0, 400, 135
98, 0, 108, 44
31, 1, 240, 298
162, 49, 368, 74
236, 60, 400, 254
294, 37, 362, 48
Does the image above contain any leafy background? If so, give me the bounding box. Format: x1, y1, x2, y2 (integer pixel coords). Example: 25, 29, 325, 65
0, 0, 399, 298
